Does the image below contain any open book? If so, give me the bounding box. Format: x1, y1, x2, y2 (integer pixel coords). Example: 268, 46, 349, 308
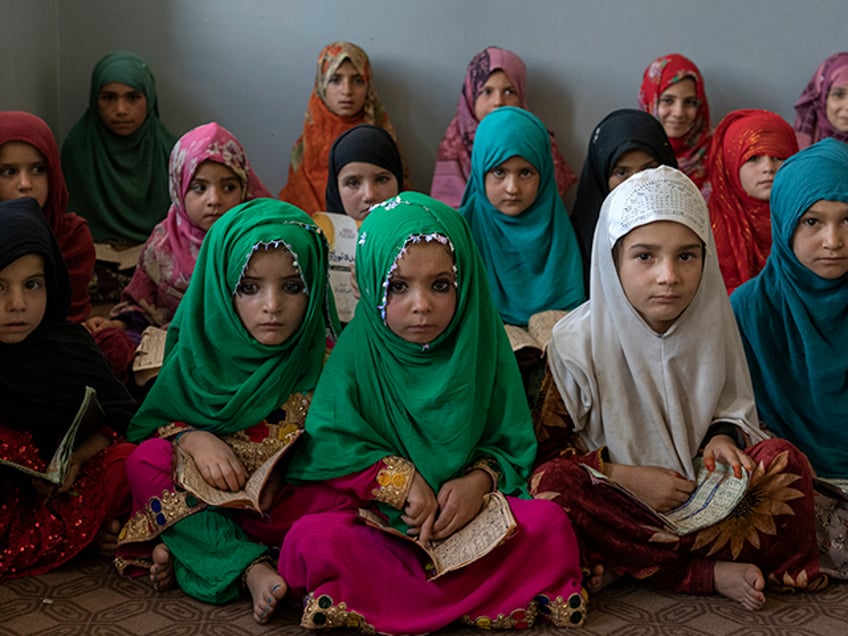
174, 428, 303, 513
582, 458, 749, 535
0, 386, 102, 485
358, 490, 517, 580
132, 326, 167, 385
313, 212, 359, 323
503, 310, 568, 358
94, 242, 144, 271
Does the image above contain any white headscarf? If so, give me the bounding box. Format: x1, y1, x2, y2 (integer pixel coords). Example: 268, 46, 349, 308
549, 166, 764, 478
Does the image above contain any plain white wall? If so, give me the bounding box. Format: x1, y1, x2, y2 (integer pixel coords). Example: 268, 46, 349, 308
2, 0, 845, 196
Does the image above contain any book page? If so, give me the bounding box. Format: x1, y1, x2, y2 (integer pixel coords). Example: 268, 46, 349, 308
314, 212, 359, 323
503, 324, 541, 354
94, 242, 144, 270
527, 310, 568, 354
132, 326, 167, 385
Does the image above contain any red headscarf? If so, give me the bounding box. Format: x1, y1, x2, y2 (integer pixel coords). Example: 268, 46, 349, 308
639, 53, 711, 188
0, 111, 94, 322
707, 109, 798, 293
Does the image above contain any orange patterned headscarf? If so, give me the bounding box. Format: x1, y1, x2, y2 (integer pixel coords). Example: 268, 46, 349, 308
279, 41, 401, 214
707, 109, 798, 293
639, 53, 711, 188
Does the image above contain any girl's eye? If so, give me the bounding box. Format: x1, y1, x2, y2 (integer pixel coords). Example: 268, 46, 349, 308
802, 217, 819, 227
635, 252, 652, 262
283, 280, 305, 295
612, 167, 629, 179
746, 155, 761, 164
489, 168, 505, 178
0, 168, 16, 177
236, 281, 259, 296
830, 88, 847, 99
189, 183, 206, 194
33, 164, 47, 175
520, 168, 536, 178
343, 178, 360, 189
354, 77, 365, 86
24, 278, 44, 291
684, 98, 699, 108
376, 175, 391, 185
388, 280, 407, 294
660, 96, 674, 105
679, 252, 698, 262
504, 88, 516, 95
329, 74, 341, 84
480, 87, 493, 96
432, 278, 453, 293
223, 183, 239, 193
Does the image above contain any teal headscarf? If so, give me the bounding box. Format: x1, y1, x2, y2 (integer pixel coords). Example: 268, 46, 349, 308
731, 138, 848, 477
288, 192, 537, 529
128, 198, 339, 441
459, 106, 584, 325
62, 51, 177, 243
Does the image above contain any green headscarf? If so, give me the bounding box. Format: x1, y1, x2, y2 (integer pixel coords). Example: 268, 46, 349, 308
128, 198, 339, 441
61, 51, 177, 243
288, 192, 537, 528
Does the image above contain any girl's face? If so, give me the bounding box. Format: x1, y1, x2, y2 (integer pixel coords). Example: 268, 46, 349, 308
184, 160, 244, 231
484, 155, 540, 217
607, 150, 660, 192
97, 81, 147, 136
233, 247, 308, 345
657, 78, 699, 139
791, 199, 848, 279
385, 242, 457, 344
474, 70, 521, 121
0, 142, 49, 207
826, 85, 848, 133
738, 155, 784, 201
615, 221, 703, 334
337, 161, 399, 220
0, 253, 47, 344
324, 60, 368, 117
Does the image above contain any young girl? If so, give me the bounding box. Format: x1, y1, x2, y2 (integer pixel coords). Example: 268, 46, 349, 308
115, 198, 339, 623
83, 122, 270, 378
0, 111, 95, 323
532, 166, 825, 610
639, 53, 711, 189
459, 106, 584, 327
279, 42, 407, 214
0, 197, 136, 578
570, 108, 677, 281
280, 192, 587, 634
431, 46, 576, 208
731, 138, 848, 579
707, 109, 798, 293
61, 50, 176, 245
794, 52, 848, 149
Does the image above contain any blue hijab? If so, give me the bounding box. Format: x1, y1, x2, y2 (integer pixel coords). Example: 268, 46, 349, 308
731, 138, 848, 477
459, 107, 584, 326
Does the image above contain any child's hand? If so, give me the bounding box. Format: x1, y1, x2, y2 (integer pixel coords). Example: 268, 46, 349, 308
703, 435, 755, 479
431, 470, 490, 540
402, 472, 438, 544
608, 463, 695, 513
177, 430, 247, 491
83, 316, 126, 334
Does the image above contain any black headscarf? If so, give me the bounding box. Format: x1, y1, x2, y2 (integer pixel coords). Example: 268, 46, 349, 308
0, 198, 135, 456
324, 124, 404, 215
571, 109, 677, 278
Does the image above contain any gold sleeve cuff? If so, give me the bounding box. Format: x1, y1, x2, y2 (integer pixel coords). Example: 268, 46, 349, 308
156, 422, 192, 439
466, 458, 501, 492
372, 456, 415, 509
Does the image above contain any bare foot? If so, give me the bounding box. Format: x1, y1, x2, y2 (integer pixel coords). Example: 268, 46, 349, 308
714, 561, 765, 610
150, 543, 174, 591
92, 518, 121, 557
244, 560, 287, 624
585, 563, 618, 593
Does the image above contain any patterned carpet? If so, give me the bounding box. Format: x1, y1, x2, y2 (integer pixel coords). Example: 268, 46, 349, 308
2, 557, 847, 635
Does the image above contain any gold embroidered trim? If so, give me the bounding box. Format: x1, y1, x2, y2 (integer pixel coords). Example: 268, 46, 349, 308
466, 457, 502, 492
113, 555, 152, 577
371, 456, 415, 509
116, 488, 206, 546
156, 422, 189, 439
463, 591, 587, 629
544, 591, 588, 628
301, 593, 375, 634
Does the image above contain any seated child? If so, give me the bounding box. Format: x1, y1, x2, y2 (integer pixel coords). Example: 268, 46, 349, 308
570, 108, 677, 282
61, 50, 176, 245
83, 122, 270, 379
115, 198, 340, 624
639, 53, 711, 188
280, 192, 587, 634
459, 106, 584, 327
279, 41, 408, 214
794, 52, 848, 148
0, 197, 136, 578
0, 110, 95, 322
431, 45, 576, 208
707, 109, 798, 293
532, 166, 826, 610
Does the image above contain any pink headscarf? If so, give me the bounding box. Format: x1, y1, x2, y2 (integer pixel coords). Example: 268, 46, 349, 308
431, 46, 575, 208
794, 52, 848, 149
114, 122, 270, 327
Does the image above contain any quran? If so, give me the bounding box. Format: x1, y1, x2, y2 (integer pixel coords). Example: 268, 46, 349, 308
503, 310, 568, 359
